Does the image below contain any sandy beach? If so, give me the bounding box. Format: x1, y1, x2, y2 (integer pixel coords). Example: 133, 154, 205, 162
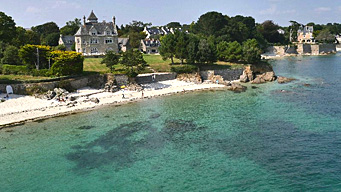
0, 80, 225, 128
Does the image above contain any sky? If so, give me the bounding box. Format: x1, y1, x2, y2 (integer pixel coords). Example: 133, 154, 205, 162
1, 0, 341, 28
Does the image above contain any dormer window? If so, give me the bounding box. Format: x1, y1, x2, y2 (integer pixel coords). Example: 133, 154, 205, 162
106, 31, 111, 35
92, 32, 96, 36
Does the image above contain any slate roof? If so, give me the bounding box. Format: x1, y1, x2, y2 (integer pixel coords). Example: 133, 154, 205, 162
142, 39, 161, 47
87, 10, 98, 21
118, 38, 129, 46
298, 26, 313, 35
75, 22, 117, 36
146, 28, 164, 35
61, 35, 75, 44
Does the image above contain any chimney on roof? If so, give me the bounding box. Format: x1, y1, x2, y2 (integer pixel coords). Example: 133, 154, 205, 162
112, 16, 116, 26
83, 15, 86, 25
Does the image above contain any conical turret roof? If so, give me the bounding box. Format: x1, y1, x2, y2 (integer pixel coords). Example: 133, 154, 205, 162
87, 10, 98, 21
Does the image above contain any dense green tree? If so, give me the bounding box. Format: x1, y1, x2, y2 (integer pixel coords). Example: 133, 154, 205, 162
60, 18, 81, 36
289, 20, 302, 42
32, 22, 59, 35
0, 41, 7, 59
174, 32, 189, 64
0, 12, 16, 43
197, 39, 216, 64
257, 20, 284, 44
1, 45, 21, 65
101, 50, 120, 72
42, 32, 60, 46
316, 29, 335, 43
11, 27, 41, 47
194, 11, 229, 37
129, 31, 147, 48
120, 49, 147, 77
242, 39, 262, 64
186, 34, 200, 64
217, 41, 229, 61
166, 22, 181, 29
32, 22, 60, 46
25, 30, 41, 45
159, 33, 176, 64
120, 20, 152, 35
225, 41, 243, 62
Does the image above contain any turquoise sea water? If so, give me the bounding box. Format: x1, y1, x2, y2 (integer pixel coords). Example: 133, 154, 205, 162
1, 54, 341, 191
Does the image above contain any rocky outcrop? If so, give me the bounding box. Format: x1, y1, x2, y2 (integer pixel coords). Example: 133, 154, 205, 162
251, 72, 277, 84
240, 64, 276, 84
177, 73, 202, 84
277, 76, 296, 84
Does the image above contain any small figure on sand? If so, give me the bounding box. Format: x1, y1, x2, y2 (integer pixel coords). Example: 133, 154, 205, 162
5, 85, 13, 99
122, 89, 125, 99
141, 90, 144, 98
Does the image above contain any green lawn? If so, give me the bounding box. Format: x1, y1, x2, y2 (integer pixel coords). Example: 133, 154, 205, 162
83, 54, 244, 74
83, 58, 110, 73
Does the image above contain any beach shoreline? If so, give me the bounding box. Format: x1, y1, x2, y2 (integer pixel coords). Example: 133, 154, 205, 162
0, 80, 226, 128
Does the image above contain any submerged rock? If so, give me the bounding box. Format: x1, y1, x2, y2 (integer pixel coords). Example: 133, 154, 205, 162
227, 83, 247, 93
277, 76, 296, 84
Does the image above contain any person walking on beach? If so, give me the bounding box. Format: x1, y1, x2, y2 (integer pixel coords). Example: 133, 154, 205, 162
6, 85, 13, 99
141, 90, 144, 98
122, 89, 125, 99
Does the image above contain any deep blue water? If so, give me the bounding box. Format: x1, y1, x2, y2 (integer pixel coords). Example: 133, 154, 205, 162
0, 54, 340, 191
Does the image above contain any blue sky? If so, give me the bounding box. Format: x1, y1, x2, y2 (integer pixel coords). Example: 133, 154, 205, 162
1, 0, 341, 28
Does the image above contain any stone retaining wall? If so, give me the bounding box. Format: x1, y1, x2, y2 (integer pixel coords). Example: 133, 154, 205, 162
135, 73, 176, 84
200, 69, 243, 81
0, 74, 107, 95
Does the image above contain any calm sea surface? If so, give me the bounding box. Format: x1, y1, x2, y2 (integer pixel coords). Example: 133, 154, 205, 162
1, 54, 341, 191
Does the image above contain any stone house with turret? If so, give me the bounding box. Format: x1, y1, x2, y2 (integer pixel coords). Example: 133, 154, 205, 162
75, 11, 119, 56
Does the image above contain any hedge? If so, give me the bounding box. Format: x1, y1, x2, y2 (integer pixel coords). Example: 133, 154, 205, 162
171, 64, 198, 74
2, 65, 29, 75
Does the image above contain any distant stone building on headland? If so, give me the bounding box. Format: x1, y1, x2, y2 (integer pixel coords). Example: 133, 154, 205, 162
297, 25, 315, 44
74, 11, 119, 56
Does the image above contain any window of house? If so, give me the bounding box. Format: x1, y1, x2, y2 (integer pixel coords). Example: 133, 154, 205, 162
105, 38, 113, 44
91, 47, 98, 53
106, 31, 111, 35
90, 38, 98, 44
82, 48, 86, 53
77, 39, 80, 44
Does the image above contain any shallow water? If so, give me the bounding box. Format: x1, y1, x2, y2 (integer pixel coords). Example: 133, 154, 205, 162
1, 54, 341, 191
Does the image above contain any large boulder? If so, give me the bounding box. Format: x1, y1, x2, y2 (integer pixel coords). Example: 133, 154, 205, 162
251, 76, 266, 84
263, 71, 276, 81
177, 73, 202, 84
227, 83, 247, 93
277, 76, 296, 84
239, 71, 249, 83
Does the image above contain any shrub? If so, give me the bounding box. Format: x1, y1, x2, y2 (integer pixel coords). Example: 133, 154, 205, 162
31, 69, 51, 77
19, 44, 52, 69
171, 64, 198, 74
1, 45, 22, 65
2, 65, 29, 75
50, 51, 84, 76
